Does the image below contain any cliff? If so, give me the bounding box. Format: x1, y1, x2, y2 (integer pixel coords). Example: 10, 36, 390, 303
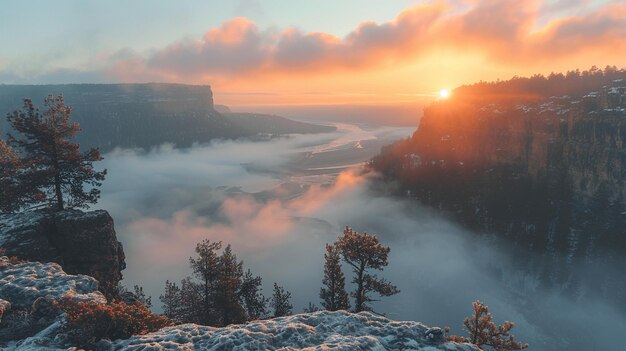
371, 72, 625, 304
372, 78, 625, 247
0, 84, 335, 152
0, 210, 125, 299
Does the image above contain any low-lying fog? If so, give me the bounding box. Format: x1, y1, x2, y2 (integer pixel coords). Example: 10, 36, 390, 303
96, 123, 624, 351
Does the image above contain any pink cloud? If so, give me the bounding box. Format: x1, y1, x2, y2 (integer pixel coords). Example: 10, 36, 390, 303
106, 1, 626, 83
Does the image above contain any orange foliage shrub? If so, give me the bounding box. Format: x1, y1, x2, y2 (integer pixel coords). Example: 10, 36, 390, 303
0, 248, 27, 268
57, 297, 172, 347
449, 301, 528, 351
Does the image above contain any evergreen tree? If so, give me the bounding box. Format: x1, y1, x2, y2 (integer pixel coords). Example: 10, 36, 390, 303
319, 243, 350, 311
189, 239, 222, 325
240, 269, 268, 320
6, 95, 106, 210
118, 284, 152, 309
271, 283, 292, 318
335, 226, 399, 312
166, 240, 271, 325
0, 139, 37, 212
159, 280, 182, 322
179, 277, 202, 324
132, 285, 152, 309
303, 302, 320, 313
214, 245, 246, 325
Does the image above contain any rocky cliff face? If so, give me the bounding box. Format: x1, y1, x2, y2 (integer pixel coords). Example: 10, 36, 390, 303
373, 79, 625, 245
0, 210, 125, 299
371, 77, 626, 305
0, 84, 335, 152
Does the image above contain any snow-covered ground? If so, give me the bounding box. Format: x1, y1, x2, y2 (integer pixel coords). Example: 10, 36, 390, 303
102, 310, 479, 351
0, 256, 107, 350
0, 256, 106, 308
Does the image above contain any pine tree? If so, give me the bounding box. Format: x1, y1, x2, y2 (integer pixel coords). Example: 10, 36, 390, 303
0, 139, 37, 212
271, 283, 292, 318
449, 301, 528, 351
179, 277, 202, 324
303, 302, 320, 313
319, 243, 350, 311
6, 95, 106, 210
335, 226, 399, 312
118, 284, 152, 309
160, 280, 182, 322
240, 269, 268, 320
189, 240, 222, 325
214, 245, 246, 325
132, 285, 152, 309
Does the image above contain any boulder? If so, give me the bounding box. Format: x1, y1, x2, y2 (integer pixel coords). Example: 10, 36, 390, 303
0, 209, 125, 298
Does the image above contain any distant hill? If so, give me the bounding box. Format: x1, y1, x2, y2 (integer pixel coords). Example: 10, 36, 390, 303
0, 84, 335, 152
213, 104, 232, 113
224, 112, 335, 135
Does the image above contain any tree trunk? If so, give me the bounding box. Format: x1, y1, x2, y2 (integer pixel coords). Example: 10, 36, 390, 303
54, 171, 64, 210
355, 265, 365, 312
51, 110, 64, 210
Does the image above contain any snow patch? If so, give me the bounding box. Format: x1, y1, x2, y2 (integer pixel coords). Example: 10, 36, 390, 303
0, 257, 106, 308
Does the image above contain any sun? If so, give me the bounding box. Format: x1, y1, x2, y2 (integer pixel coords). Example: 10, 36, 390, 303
439, 89, 450, 99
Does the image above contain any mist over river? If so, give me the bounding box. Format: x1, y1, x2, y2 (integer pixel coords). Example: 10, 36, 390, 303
96, 123, 625, 351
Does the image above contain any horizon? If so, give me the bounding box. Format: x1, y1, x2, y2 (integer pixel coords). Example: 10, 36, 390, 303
2, 0, 625, 106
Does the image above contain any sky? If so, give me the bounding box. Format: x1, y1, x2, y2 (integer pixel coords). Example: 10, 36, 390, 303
1, 0, 625, 106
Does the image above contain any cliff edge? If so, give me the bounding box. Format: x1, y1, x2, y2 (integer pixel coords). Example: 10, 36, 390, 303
0, 209, 125, 299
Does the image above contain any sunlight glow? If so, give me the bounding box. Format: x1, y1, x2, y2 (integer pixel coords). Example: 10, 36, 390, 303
439, 89, 450, 99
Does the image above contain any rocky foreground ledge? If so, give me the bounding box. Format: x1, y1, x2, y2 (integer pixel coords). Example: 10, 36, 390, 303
0, 256, 106, 350
0, 257, 478, 351
100, 311, 479, 351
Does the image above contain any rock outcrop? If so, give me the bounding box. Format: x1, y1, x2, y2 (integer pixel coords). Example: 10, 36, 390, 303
0, 209, 125, 298
99, 310, 479, 351
0, 256, 106, 349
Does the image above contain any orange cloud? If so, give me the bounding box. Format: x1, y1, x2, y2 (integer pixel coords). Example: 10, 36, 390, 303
101, 0, 626, 105
116, 1, 622, 76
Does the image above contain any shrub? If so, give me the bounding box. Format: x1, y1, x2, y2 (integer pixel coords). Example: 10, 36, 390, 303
0, 249, 26, 268
57, 297, 172, 348
448, 300, 528, 351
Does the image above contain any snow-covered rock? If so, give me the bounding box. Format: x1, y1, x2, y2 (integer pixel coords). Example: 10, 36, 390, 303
0, 299, 10, 323
103, 310, 479, 351
0, 256, 106, 308
0, 256, 106, 350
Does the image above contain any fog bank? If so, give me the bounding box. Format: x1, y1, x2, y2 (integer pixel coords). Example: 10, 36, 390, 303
97, 126, 625, 351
